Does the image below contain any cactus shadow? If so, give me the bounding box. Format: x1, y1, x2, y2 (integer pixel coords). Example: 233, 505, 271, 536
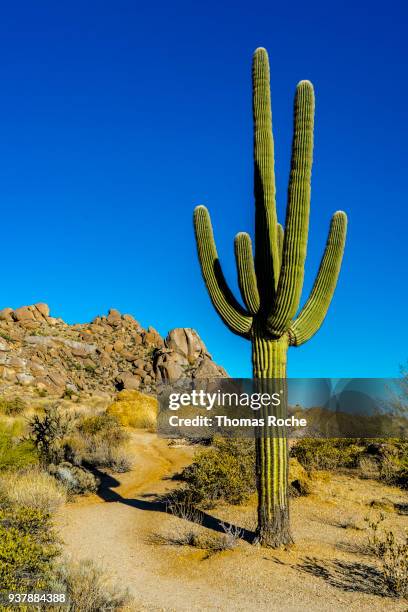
89, 465, 255, 543
296, 556, 387, 597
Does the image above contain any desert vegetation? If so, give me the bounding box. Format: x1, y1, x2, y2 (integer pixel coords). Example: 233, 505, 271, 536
0, 392, 134, 608
2, 385, 406, 608
146, 433, 408, 602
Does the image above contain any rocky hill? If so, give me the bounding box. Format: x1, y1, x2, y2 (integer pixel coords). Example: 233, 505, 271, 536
0, 304, 227, 398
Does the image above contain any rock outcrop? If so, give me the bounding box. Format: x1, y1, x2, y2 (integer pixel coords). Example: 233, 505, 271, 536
0, 304, 227, 397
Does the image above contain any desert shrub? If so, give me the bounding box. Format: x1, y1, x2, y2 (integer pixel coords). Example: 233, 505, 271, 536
152, 524, 203, 547
362, 440, 408, 488
0, 330, 13, 342
28, 406, 132, 491
0, 429, 38, 471
379, 454, 408, 488
107, 389, 157, 430
288, 457, 312, 496
49, 463, 98, 495
216, 521, 243, 551
179, 437, 309, 508
0, 506, 59, 593
81, 441, 132, 472
366, 514, 408, 597
29, 405, 73, 466
0, 396, 26, 415
0, 468, 66, 513
153, 519, 242, 554
181, 437, 256, 507
291, 438, 363, 472
62, 387, 75, 399
73, 413, 131, 472
78, 414, 123, 439
106, 448, 132, 473
381, 531, 408, 597
165, 488, 204, 523
51, 559, 131, 611
358, 455, 380, 479
365, 513, 387, 556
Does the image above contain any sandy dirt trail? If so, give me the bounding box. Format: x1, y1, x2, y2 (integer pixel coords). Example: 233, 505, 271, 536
57, 432, 408, 611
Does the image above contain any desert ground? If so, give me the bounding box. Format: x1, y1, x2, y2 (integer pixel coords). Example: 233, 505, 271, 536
56, 431, 408, 611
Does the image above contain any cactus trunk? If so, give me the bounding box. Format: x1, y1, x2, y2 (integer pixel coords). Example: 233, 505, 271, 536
252, 330, 292, 546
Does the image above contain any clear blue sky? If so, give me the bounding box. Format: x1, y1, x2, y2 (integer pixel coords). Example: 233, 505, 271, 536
0, 1, 407, 378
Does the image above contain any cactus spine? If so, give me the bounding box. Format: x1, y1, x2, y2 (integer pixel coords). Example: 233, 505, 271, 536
193, 48, 347, 547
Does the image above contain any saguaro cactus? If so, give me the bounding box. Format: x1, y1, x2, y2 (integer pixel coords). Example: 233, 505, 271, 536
193, 48, 347, 547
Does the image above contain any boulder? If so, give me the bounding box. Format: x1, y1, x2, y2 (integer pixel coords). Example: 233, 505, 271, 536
166, 328, 206, 363
34, 303, 50, 318
47, 371, 68, 388
193, 357, 227, 378
61, 339, 97, 356
107, 308, 122, 326
25, 335, 56, 347
154, 350, 188, 382
143, 327, 164, 347
13, 306, 35, 322
29, 362, 46, 377
19, 320, 40, 330
115, 372, 141, 390
7, 357, 26, 370
16, 373, 35, 385
113, 340, 125, 353
0, 366, 17, 382
0, 308, 13, 321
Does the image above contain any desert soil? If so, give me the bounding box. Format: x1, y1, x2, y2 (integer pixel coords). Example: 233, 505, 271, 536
56, 432, 408, 611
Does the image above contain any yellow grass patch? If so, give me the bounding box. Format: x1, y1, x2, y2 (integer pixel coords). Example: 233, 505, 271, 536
107, 390, 158, 430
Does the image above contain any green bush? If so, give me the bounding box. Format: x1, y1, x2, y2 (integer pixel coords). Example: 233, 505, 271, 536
78, 413, 124, 443
0, 506, 59, 593
181, 437, 256, 507
291, 438, 408, 488
291, 439, 363, 471
0, 396, 26, 416
0, 430, 38, 471
370, 441, 408, 488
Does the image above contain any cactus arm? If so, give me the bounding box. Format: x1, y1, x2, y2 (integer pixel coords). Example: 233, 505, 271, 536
289, 211, 347, 346
253, 48, 280, 307
267, 81, 315, 335
194, 205, 253, 337
234, 232, 260, 315
277, 223, 284, 269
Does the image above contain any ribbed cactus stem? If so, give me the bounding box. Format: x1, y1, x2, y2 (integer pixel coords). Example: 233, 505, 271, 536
289, 211, 347, 345
267, 80, 315, 335
235, 232, 260, 314
252, 329, 292, 546
193, 205, 252, 337
253, 48, 279, 306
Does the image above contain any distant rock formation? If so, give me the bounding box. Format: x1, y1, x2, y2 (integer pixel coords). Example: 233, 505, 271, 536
0, 304, 227, 397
